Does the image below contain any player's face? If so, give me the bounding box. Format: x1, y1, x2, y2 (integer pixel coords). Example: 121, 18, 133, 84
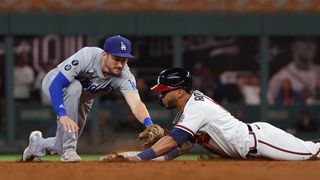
101, 52, 128, 76
159, 89, 179, 109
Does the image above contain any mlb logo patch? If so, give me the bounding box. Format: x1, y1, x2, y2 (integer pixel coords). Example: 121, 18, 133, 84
179, 114, 185, 122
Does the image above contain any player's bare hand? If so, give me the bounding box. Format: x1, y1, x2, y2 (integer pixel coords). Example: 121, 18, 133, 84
59, 116, 79, 133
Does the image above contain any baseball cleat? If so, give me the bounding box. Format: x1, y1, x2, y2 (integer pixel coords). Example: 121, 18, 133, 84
61, 148, 81, 162
22, 131, 43, 161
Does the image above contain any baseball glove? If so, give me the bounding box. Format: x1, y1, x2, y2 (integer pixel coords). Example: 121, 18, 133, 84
99, 153, 129, 162
137, 124, 165, 149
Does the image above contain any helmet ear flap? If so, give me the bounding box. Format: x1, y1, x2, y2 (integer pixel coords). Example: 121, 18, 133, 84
182, 72, 193, 93
185, 79, 193, 92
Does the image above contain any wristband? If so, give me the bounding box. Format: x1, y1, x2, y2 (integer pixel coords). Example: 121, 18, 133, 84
137, 147, 157, 160
143, 117, 153, 126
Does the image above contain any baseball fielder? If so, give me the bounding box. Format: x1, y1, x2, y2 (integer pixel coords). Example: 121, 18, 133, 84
22, 35, 162, 162
125, 68, 320, 161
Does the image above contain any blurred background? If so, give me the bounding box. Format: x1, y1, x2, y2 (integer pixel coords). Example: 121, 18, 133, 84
0, 0, 320, 154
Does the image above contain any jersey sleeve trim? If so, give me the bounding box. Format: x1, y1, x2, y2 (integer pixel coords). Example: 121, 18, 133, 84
174, 124, 194, 136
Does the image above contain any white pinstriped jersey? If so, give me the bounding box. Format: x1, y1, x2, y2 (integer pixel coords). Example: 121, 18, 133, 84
174, 90, 250, 158
55, 47, 138, 99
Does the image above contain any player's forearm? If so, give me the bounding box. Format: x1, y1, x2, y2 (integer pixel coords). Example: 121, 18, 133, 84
163, 148, 184, 160
124, 92, 154, 126
131, 101, 152, 125
153, 136, 178, 156
136, 135, 178, 160
164, 141, 194, 160
148, 148, 183, 161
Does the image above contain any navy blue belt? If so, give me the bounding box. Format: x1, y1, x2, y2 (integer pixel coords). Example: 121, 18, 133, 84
247, 124, 257, 154
247, 124, 253, 132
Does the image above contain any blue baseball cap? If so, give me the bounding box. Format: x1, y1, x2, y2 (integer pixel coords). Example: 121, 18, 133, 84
103, 35, 135, 59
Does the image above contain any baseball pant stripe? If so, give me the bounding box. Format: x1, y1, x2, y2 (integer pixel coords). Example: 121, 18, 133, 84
258, 140, 313, 155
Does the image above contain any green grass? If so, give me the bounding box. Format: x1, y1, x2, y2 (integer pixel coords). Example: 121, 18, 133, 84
0, 154, 200, 162
176, 154, 199, 161
0, 154, 23, 161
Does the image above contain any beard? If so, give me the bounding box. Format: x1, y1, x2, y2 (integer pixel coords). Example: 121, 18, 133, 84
110, 68, 122, 76
104, 66, 122, 76
165, 99, 176, 109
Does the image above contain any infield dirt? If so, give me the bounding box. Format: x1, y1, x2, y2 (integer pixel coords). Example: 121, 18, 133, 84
0, 160, 320, 180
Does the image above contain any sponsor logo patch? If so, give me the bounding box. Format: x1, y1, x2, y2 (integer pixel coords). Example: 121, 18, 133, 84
64, 64, 72, 71
72, 60, 79, 66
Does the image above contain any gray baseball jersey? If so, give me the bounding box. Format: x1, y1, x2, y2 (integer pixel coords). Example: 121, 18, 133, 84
39, 47, 138, 154
57, 47, 138, 99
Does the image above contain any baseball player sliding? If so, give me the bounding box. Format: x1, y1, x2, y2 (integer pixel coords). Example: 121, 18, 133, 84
113, 68, 320, 161
22, 35, 163, 162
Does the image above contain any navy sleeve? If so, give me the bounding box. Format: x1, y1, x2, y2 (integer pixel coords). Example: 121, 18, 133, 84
48, 71, 71, 117
168, 128, 193, 147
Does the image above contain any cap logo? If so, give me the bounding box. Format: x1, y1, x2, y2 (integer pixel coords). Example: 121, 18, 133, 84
120, 42, 126, 51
